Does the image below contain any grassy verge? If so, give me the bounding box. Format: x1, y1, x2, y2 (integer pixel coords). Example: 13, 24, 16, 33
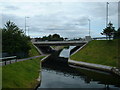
2, 56, 45, 88
51, 46, 68, 50
70, 40, 120, 67
0, 66, 2, 89
28, 43, 40, 57
118, 39, 120, 68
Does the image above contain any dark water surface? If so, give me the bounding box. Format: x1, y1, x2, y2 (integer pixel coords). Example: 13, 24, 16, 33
38, 47, 120, 89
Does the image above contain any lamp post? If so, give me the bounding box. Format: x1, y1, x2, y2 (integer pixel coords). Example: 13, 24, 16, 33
27, 26, 30, 36
106, 2, 109, 27
88, 19, 91, 36
25, 16, 29, 35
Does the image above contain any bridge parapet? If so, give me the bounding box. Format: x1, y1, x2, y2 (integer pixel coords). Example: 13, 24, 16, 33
33, 41, 88, 46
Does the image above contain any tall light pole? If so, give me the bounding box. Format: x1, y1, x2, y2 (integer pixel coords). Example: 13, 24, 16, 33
88, 19, 91, 36
106, 2, 109, 27
27, 26, 30, 36
25, 16, 29, 35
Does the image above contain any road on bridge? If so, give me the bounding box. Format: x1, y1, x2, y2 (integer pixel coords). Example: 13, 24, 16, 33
33, 41, 88, 46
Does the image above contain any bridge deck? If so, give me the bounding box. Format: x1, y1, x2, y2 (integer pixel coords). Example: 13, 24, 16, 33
33, 41, 88, 46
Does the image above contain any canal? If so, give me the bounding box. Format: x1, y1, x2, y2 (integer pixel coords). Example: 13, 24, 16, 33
37, 46, 120, 89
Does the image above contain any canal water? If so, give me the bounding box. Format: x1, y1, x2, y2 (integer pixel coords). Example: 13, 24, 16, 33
38, 46, 120, 89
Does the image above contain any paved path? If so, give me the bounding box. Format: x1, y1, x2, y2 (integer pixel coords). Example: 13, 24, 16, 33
0, 55, 46, 66
68, 59, 112, 72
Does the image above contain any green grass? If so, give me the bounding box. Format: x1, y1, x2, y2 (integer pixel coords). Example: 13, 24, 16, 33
71, 40, 120, 67
2, 43, 45, 88
28, 43, 40, 57
2, 56, 45, 88
0, 66, 2, 89
51, 46, 65, 50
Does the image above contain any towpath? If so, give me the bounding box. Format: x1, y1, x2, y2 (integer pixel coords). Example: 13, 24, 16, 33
0, 55, 46, 66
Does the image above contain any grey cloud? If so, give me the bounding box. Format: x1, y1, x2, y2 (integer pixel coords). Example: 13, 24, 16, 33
108, 2, 118, 17
45, 28, 65, 31
73, 16, 89, 26
30, 26, 45, 33
2, 14, 24, 28
4, 5, 19, 10
1, 13, 90, 38
1, 2, 117, 38
89, 2, 118, 18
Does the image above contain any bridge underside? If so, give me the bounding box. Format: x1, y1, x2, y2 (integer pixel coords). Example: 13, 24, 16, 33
34, 43, 86, 46
33, 41, 87, 46
34, 45, 55, 54
33, 41, 87, 54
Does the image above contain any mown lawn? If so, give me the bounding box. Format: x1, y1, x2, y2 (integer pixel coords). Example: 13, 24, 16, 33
2, 56, 45, 88
70, 40, 120, 67
28, 43, 40, 57
2, 43, 45, 89
0, 66, 2, 89
51, 46, 65, 50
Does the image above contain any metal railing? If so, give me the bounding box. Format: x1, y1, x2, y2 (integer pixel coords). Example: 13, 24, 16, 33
92, 37, 113, 40
0, 56, 17, 65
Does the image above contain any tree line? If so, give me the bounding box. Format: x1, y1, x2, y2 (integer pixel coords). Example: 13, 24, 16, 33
101, 22, 120, 40
1, 20, 120, 58
2, 21, 31, 58
34, 34, 64, 41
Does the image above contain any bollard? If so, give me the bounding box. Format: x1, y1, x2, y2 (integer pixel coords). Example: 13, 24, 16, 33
15, 59, 17, 62
10, 60, 11, 64
5, 60, 6, 65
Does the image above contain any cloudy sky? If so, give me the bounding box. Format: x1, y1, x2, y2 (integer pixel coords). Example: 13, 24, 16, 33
0, 0, 118, 39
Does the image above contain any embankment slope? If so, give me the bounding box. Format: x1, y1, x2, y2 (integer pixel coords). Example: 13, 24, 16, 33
70, 40, 120, 67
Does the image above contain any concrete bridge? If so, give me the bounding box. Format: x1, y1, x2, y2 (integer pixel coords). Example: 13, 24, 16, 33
33, 41, 88, 46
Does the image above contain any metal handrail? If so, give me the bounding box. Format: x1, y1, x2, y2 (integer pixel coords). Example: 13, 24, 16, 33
0, 56, 17, 65
0, 56, 17, 60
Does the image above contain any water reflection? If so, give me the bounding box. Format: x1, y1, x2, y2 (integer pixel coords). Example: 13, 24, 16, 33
59, 46, 75, 58
38, 46, 120, 89
38, 58, 120, 89
59, 49, 70, 58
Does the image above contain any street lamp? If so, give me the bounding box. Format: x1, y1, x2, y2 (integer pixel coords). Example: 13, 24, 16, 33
106, 2, 109, 27
88, 19, 91, 36
27, 26, 30, 36
25, 16, 29, 35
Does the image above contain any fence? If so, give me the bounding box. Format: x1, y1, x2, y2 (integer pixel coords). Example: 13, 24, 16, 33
0, 56, 17, 65
92, 37, 113, 40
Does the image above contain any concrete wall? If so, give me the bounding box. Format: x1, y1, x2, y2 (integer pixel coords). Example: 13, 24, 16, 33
85, 36, 92, 42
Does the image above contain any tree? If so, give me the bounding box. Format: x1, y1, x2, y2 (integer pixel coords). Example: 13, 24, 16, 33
52, 34, 63, 41
101, 22, 115, 40
114, 28, 120, 39
48, 34, 52, 41
52, 34, 60, 38
2, 20, 31, 58
64, 37, 68, 41
41, 34, 64, 41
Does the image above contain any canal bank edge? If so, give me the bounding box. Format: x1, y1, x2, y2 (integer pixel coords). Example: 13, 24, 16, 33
68, 42, 120, 77
32, 43, 43, 55
71, 42, 88, 56
34, 46, 66, 89
68, 59, 120, 76
2, 57, 43, 89
35, 47, 67, 89
34, 54, 51, 90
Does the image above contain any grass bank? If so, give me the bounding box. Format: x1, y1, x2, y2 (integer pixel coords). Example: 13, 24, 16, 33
0, 66, 2, 89
51, 46, 65, 50
70, 40, 120, 67
2, 43, 45, 88
28, 43, 40, 57
2, 56, 45, 88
